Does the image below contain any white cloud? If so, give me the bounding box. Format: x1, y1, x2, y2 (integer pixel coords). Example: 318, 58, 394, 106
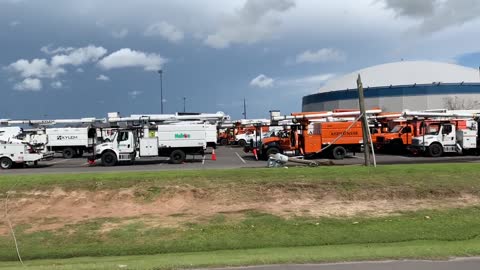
7, 45, 108, 91
98, 48, 167, 71
382, 0, 436, 18
111, 28, 128, 39
281, 73, 335, 85
250, 74, 275, 88
7, 58, 65, 79
128, 90, 143, 98
96, 74, 110, 81
50, 81, 63, 89
9, 20, 20, 27
382, 0, 480, 33
295, 48, 346, 64
40, 45, 75, 55
144, 21, 184, 43
76, 68, 84, 73
50, 45, 107, 66
204, 0, 295, 48
14, 78, 42, 91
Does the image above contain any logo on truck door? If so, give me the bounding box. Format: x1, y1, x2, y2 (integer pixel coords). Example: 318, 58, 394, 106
175, 133, 191, 139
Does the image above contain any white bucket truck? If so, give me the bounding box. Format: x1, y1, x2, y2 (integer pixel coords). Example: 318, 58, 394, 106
410, 119, 479, 157
0, 139, 54, 170
404, 110, 480, 157
44, 127, 97, 158
93, 124, 212, 165
93, 112, 227, 166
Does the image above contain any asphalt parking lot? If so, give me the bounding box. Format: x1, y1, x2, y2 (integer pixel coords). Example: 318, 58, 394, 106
2, 145, 480, 175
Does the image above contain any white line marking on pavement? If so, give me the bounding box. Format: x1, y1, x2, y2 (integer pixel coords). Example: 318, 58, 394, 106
46, 159, 71, 165
235, 152, 247, 164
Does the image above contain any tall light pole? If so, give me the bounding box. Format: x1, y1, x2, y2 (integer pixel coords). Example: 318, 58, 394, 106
157, 69, 164, 114
183, 97, 186, 113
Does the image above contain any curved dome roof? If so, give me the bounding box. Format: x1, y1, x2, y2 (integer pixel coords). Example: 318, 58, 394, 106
318, 61, 480, 93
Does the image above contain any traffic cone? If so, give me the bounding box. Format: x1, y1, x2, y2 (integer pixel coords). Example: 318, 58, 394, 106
253, 148, 258, 160
211, 149, 217, 161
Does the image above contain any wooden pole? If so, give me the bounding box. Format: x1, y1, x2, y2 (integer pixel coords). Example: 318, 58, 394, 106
357, 74, 371, 166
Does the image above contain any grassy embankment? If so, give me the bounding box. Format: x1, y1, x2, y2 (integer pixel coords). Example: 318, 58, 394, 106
0, 164, 480, 269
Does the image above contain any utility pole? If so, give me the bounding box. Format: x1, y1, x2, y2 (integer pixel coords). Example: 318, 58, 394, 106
157, 70, 164, 114
242, 98, 247, 119
357, 74, 372, 166
183, 97, 186, 113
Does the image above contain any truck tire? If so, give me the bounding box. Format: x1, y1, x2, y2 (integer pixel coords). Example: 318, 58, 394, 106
0, 157, 13, 169
62, 147, 75, 159
266, 147, 280, 158
238, 139, 247, 147
170, 150, 186, 164
220, 138, 228, 146
332, 146, 347, 160
101, 151, 118, 166
428, 143, 443, 157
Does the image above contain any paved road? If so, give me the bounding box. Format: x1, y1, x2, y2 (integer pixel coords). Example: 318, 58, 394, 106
207, 257, 480, 270
2, 146, 480, 175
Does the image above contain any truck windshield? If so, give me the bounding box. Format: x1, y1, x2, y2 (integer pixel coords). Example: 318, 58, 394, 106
390, 125, 402, 133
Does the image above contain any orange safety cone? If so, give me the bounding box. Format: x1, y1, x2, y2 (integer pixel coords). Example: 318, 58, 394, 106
253, 148, 258, 161
211, 149, 217, 161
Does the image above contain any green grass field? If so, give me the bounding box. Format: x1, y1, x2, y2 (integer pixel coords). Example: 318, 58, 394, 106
1, 163, 480, 196
1, 164, 480, 269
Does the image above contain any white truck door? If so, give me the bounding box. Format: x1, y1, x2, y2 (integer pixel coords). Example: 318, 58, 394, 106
441, 124, 456, 146
117, 131, 134, 153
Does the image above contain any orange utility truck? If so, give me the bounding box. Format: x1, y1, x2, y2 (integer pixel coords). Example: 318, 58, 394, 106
254, 109, 381, 160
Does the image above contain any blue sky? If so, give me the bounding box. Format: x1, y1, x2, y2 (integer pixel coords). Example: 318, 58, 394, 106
1, 0, 480, 119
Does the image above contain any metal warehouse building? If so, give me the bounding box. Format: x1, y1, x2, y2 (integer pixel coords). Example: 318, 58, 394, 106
302, 61, 480, 112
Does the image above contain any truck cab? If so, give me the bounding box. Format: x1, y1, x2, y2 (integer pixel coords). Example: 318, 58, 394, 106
373, 124, 414, 153
410, 123, 457, 157
94, 129, 139, 166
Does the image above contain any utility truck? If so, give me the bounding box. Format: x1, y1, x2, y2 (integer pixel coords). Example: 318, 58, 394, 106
410, 119, 479, 157
43, 127, 97, 158
404, 110, 480, 157
0, 117, 105, 158
94, 123, 214, 165
0, 142, 54, 169
250, 109, 382, 160
93, 112, 227, 166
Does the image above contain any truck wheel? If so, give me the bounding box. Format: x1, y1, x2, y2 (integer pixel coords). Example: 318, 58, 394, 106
101, 151, 118, 166
332, 146, 347, 160
238, 139, 247, 147
63, 147, 75, 159
0, 157, 13, 169
170, 150, 186, 164
266, 147, 280, 157
390, 140, 403, 154
428, 143, 443, 157
220, 138, 228, 146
